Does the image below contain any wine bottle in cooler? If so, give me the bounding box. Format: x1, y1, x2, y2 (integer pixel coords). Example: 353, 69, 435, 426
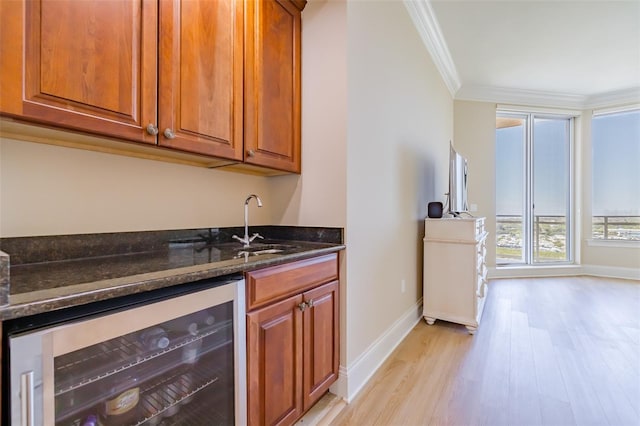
165, 317, 199, 339
178, 320, 200, 407
181, 338, 202, 365
139, 327, 170, 351
179, 321, 201, 365
101, 374, 141, 426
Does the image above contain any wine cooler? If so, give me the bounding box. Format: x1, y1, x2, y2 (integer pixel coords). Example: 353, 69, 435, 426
7, 276, 246, 426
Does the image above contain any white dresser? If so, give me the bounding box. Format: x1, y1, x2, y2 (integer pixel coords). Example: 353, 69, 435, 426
423, 217, 488, 334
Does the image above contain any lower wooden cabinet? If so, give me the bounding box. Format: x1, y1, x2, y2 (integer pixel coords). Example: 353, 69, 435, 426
302, 281, 339, 409
247, 293, 304, 425
246, 254, 339, 426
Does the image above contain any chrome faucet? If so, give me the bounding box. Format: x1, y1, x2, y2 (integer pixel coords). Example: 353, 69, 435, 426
232, 194, 264, 247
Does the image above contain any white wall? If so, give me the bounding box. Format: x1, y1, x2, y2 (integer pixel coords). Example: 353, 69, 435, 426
343, 0, 452, 395
269, 0, 347, 229
453, 101, 497, 266
0, 138, 273, 237
273, 0, 453, 400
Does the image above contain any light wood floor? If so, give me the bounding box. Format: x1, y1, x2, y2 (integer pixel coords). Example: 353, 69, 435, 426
332, 276, 640, 426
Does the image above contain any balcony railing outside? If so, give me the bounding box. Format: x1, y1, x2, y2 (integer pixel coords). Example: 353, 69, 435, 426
497, 215, 640, 265
496, 215, 568, 263
592, 215, 640, 241
496, 215, 524, 263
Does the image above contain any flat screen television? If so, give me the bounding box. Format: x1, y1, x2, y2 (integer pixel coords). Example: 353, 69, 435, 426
448, 143, 469, 216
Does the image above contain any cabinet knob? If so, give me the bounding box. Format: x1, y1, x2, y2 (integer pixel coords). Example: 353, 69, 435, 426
307, 300, 314, 308
163, 128, 176, 139
247, 150, 255, 157
146, 124, 159, 136
298, 302, 307, 312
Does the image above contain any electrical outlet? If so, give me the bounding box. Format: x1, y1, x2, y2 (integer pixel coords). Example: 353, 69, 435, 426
401, 279, 406, 293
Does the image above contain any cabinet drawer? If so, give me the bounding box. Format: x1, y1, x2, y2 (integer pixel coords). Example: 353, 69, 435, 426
246, 253, 338, 311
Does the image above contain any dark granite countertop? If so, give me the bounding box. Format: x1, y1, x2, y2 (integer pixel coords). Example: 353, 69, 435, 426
0, 226, 344, 321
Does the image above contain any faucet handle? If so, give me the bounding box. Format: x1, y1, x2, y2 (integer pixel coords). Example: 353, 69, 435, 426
232, 235, 246, 244
249, 233, 264, 243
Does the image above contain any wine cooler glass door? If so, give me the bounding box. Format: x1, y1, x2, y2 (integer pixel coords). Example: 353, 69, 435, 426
10, 279, 245, 426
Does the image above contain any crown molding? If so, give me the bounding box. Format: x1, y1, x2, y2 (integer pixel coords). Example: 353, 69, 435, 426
585, 88, 640, 110
402, 0, 638, 110
456, 85, 640, 110
455, 85, 588, 109
403, 0, 461, 96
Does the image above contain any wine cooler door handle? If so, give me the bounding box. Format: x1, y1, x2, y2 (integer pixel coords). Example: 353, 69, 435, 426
21, 371, 35, 426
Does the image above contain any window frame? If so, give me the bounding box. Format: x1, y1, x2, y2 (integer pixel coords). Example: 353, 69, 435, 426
496, 110, 576, 266
589, 106, 640, 244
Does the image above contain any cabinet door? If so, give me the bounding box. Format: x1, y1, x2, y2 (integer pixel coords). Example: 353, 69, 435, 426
0, 0, 157, 144
157, 0, 244, 160
302, 280, 339, 410
244, 0, 303, 173
247, 294, 303, 426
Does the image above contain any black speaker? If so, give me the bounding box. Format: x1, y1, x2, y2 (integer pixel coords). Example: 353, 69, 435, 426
428, 202, 443, 218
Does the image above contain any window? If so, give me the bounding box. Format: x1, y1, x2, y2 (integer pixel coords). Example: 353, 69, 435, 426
496, 112, 573, 265
592, 109, 640, 241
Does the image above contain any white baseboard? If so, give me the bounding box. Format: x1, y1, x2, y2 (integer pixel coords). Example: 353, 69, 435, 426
582, 265, 640, 281
488, 265, 583, 279
489, 264, 640, 281
330, 298, 423, 403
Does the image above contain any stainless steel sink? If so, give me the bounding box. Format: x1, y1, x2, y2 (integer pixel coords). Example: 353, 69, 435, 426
234, 243, 299, 258
239, 243, 298, 252
238, 248, 283, 256
168, 240, 302, 261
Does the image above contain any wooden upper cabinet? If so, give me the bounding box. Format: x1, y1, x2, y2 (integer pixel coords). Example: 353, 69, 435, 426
244, 0, 305, 173
0, 0, 306, 172
1, 0, 158, 144
157, 0, 243, 159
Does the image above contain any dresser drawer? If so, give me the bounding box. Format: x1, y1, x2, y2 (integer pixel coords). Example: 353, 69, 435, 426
475, 217, 486, 236
477, 272, 488, 297
477, 240, 486, 256
245, 253, 338, 311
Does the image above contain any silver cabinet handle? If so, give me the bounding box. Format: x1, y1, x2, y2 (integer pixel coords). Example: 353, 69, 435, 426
21, 371, 34, 426
307, 300, 314, 308
163, 128, 176, 139
146, 124, 159, 136
298, 302, 307, 312
247, 150, 255, 157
